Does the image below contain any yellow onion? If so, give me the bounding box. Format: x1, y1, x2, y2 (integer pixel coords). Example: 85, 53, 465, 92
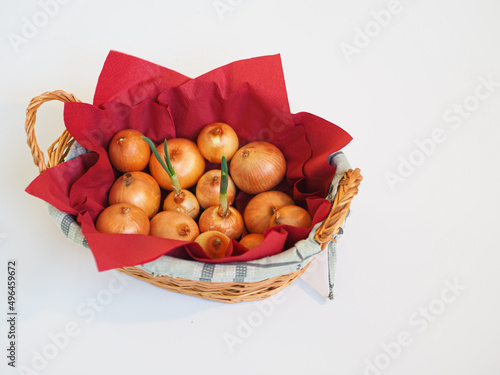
244, 191, 295, 234
108, 171, 161, 219
150, 211, 199, 241
196, 169, 236, 210
195, 231, 231, 259
197, 122, 239, 163
108, 129, 150, 172
229, 141, 286, 194
198, 206, 245, 240
96, 203, 150, 235
148, 138, 205, 191
163, 189, 200, 220
239, 233, 265, 251
269, 205, 312, 229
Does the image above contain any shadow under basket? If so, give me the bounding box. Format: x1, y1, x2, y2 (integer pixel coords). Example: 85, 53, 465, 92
25, 90, 362, 303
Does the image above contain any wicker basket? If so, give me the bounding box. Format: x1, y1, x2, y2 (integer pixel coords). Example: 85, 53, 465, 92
25, 90, 362, 303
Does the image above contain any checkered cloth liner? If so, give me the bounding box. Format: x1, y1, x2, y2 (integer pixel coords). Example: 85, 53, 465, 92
47, 143, 350, 293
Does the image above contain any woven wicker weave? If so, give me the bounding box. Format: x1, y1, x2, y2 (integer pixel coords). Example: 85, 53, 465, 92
25, 90, 362, 303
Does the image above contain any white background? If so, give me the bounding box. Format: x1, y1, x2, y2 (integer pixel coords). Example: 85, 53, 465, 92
1, 0, 500, 374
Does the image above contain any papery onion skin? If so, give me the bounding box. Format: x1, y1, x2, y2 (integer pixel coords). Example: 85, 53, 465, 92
96, 203, 150, 235
244, 191, 295, 234
149, 138, 205, 191
229, 141, 286, 194
108, 129, 151, 173
150, 211, 200, 241
197, 122, 239, 163
196, 169, 236, 210
195, 231, 231, 259
198, 206, 245, 240
163, 189, 200, 220
239, 233, 265, 251
269, 205, 312, 229
108, 171, 161, 219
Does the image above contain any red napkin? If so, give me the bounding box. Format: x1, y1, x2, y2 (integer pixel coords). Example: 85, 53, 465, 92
26, 51, 352, 271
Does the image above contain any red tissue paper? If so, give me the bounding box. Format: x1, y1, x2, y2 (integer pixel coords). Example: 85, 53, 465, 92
26, 51, 352, 272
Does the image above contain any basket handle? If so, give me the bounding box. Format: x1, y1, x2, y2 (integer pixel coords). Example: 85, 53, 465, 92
25, 90, 81, 174
314, 168, 362, 247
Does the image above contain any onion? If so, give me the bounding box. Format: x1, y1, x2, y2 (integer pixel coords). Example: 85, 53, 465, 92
244, 191, 295, 234
239, 233, 265, 250
269, 205, 312, 229
197, 122, 239, 163
96, 203, 150, 235
163, 189, 200, 220
195, 231, 231, 259
198, 206, 245, 240
108, 171, 161, 219
196, 169, 236, 210
148, 138, 205, 191
108, 129, 151, 172
150, 211, 199, 241
229, 141, 286, 194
